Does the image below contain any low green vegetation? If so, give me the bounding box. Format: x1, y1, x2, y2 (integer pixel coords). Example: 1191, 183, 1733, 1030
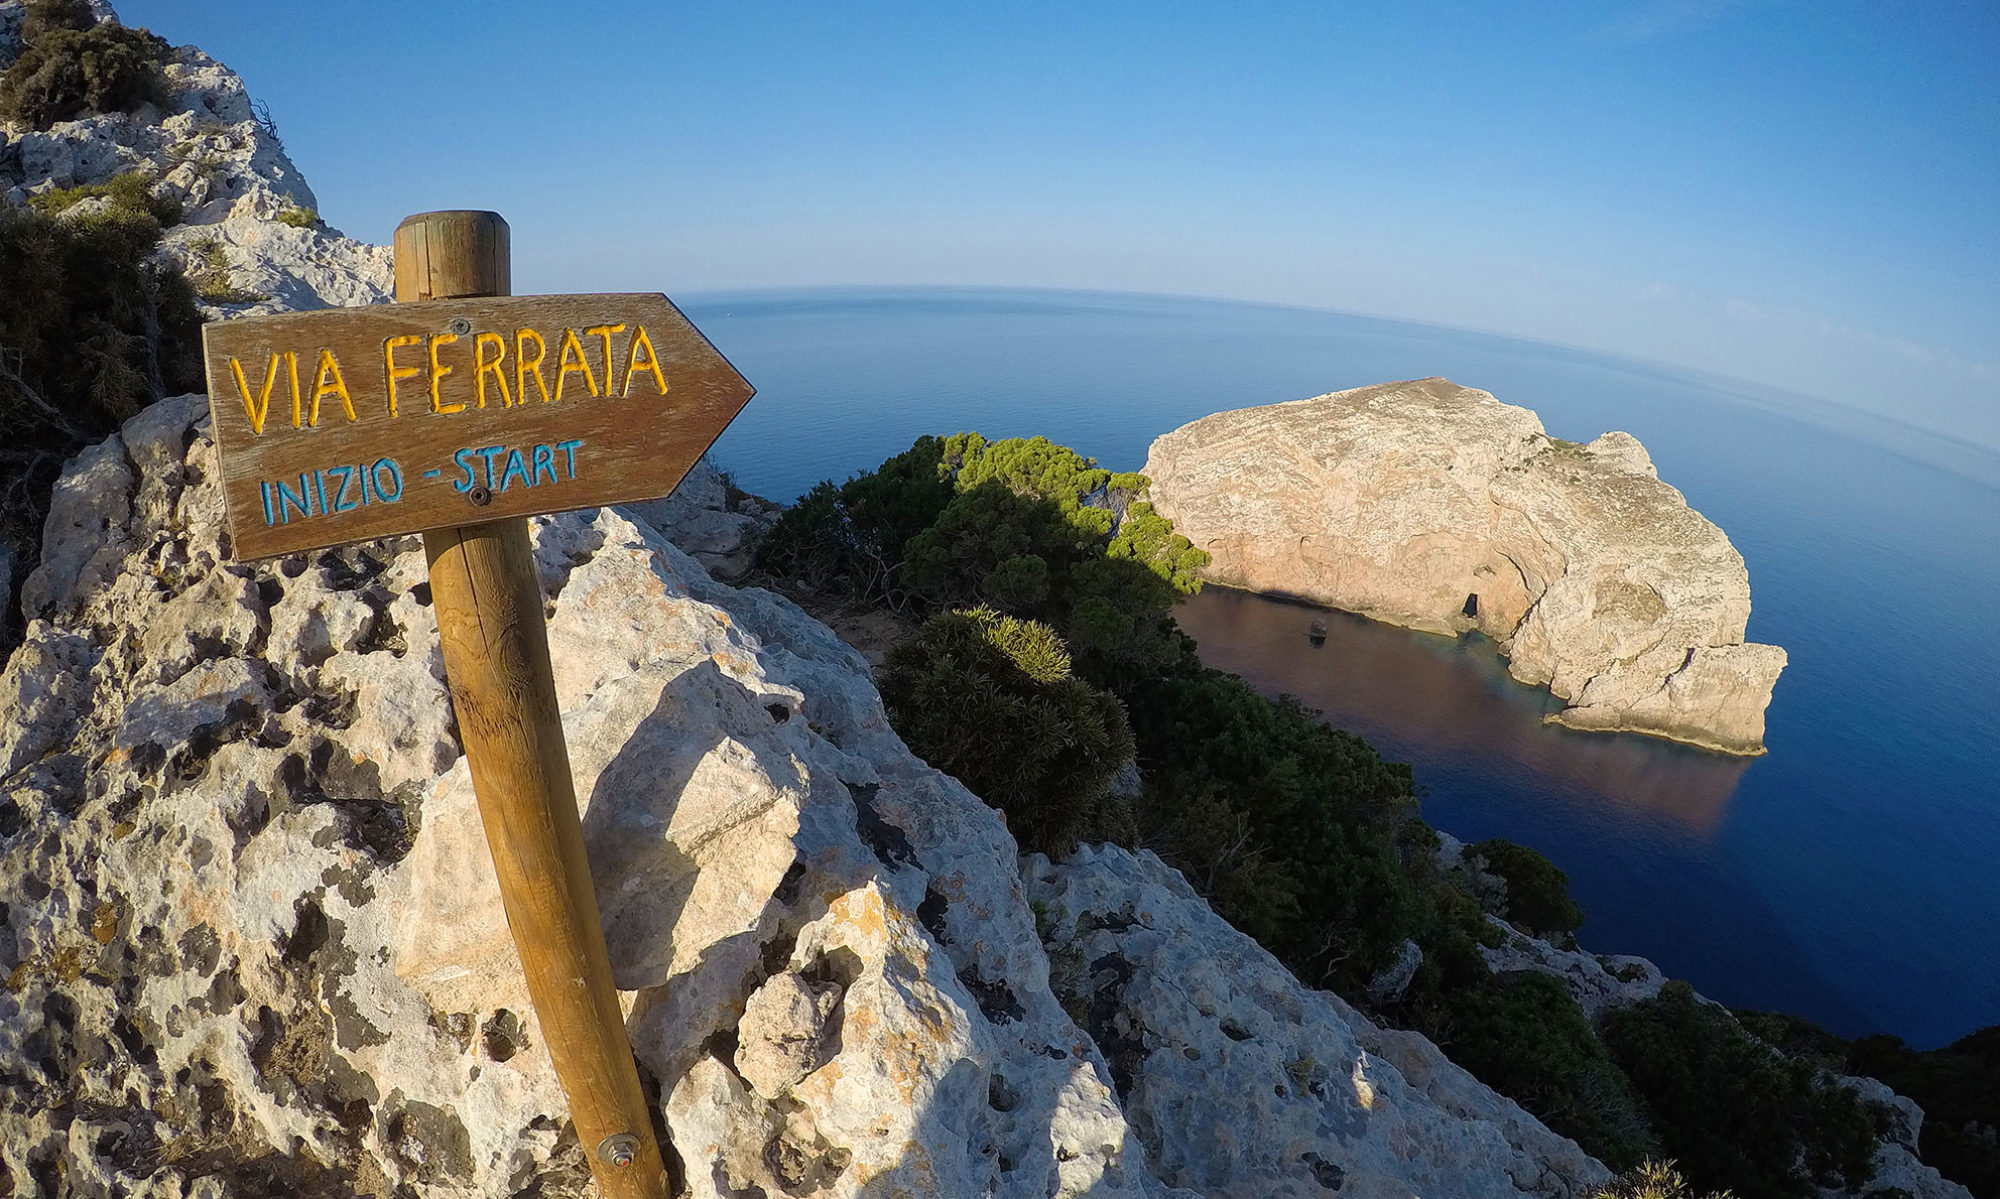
1603, 982, 1878, 1198
1470, 838, 1586, 938
26, 171, 182, 226
1595, 1160, 1735, 1199
1743, 1010, 2000, 1199
0, 175, 205, 642
758, 429, 1974, 1198
1119, 665, 1426, 991
761, 432, 1204, 677
274, 204, 317, 229
1407, 962, 1661, 1166
184, 234, 263, 304
17, 0, 96, 44
880, 607, 1134, 855
0, 0, 172, 130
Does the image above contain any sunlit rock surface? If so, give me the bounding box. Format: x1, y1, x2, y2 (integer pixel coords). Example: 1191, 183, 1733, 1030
1026, 845, 1612, 1198
0, 397, 1163, 1197
0, 2, 393, 316
1144, 378, 1787, 754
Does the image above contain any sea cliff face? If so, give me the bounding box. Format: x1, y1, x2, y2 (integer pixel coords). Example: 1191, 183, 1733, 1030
1143, 378, 1788, 755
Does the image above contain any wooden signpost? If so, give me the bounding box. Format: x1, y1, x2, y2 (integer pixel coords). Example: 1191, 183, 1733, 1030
201, 211, 754, 1199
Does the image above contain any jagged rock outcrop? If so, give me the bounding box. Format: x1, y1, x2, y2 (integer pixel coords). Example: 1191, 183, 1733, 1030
1144, 378, 1787, 754
1, 394, 1622, 1198
1026, 846, 1611, 1198
0, 1, 393, 315
1, 394, 1156, 1198
623, 459, 781, 582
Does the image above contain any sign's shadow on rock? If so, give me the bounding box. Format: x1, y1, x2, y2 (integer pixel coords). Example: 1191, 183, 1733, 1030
576, 655, 814, 995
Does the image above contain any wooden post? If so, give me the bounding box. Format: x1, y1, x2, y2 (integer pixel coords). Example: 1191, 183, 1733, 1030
396, 211, 673, 1199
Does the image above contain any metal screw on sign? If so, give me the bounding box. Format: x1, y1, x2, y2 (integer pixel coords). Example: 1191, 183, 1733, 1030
197, 209, 756, 1199
598, 1133, 641, 1168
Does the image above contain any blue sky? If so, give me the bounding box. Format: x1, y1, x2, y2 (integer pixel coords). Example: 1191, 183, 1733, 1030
122, 1, 2000, 449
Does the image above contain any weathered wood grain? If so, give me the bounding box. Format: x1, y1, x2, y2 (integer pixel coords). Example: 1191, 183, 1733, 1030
201, 288, 753, 560
404, 211, 674, 1198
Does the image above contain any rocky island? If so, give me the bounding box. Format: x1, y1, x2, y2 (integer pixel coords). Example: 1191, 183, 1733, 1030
1144, 378, 1789, 755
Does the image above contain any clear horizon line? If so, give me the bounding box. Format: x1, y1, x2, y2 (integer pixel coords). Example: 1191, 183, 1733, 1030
672, 280, 2000, 469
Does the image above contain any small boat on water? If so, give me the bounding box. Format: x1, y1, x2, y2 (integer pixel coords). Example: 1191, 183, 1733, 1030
1308, 618, 1328, 645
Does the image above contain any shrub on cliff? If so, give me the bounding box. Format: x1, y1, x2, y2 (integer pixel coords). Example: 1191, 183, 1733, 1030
1470, 838, 1585, 937
1850, 1026, 2000, 1199
19, 0, 96, 46
0, 11, 171, 130
1122, 666, 1425, 992
0, 193, 204, 640
759, 431, 1205, 675
27, 169, 182, 226
1421, 965, 1660, 1167
1595, 1160, 1735, 1199
1602, 981, 1878, 1198
879, 607, 1135, 855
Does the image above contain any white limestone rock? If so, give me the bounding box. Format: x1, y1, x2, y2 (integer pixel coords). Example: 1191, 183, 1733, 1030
1825, 1142, 1975, 1199
0, 3, 394, 316
1025, 844, 1614, 1199
619, 457, 777, 582
733, 971, 841, 1099
1818, 1075, 1972, 1199
1144, 378, 1787, 754
1, 397, 1161, 1198
1478, 919, 1668, 1022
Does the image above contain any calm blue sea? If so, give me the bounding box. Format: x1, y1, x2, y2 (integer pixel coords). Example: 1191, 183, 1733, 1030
684, 287, 2000, 1050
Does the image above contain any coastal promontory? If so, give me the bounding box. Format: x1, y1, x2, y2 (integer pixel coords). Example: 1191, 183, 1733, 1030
1143, 378, 1787, 754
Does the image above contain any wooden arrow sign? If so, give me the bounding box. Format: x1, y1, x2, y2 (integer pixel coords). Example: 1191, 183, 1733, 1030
200, 292, 754, 560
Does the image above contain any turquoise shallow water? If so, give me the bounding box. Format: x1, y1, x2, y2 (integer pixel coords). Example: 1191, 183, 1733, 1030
683, 287, 2000, 1049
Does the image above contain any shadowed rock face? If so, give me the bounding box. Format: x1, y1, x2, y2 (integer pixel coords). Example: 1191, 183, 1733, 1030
1143, 378, 1787, 754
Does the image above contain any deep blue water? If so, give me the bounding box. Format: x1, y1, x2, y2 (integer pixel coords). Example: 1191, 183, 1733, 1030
684, 287, 2000, 1050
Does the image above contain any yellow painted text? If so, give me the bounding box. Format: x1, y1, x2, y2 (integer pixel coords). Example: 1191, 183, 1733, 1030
427, 332, 463, 414
229, 354, 282, 435
311, 349, 356, 425
383, 335, 422, 418
515, 327, 551, 404
624, 325, 668, 397
473, 332, 513, 409
554, 327, 599, 403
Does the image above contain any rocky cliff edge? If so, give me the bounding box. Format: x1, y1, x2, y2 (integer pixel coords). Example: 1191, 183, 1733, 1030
0, 393, 1617, 1197
0, 1, 393, 317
